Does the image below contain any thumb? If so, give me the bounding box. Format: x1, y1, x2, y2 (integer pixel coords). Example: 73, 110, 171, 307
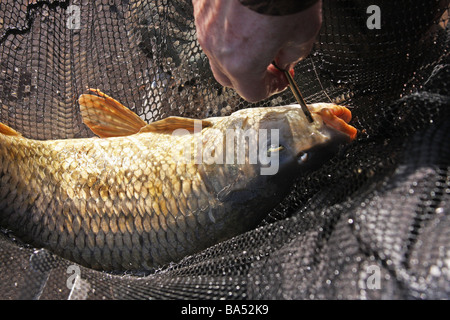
232, 64, 290, 102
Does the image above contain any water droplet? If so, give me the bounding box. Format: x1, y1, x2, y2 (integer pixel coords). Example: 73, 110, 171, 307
430, 265, 441, 277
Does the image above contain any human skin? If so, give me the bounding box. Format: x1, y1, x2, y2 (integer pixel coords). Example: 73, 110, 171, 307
192, 0, 322, 102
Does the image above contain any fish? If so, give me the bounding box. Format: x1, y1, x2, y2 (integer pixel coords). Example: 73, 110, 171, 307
0, 89, 357, 272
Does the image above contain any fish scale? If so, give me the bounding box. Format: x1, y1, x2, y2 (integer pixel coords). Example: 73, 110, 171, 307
0, 91, 356, 272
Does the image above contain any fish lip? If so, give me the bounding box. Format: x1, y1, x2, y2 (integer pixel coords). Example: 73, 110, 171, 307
325, 125, 353, 145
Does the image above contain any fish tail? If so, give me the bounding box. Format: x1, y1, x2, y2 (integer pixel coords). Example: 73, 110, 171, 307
0, 122, 22, 225
0, 122, 21, 137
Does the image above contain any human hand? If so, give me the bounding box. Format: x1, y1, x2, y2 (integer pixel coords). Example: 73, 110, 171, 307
192, 0, 322, 102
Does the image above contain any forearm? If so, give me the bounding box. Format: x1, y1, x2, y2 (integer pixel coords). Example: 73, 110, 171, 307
239, 0, 319, 16
192, 0, 322, 102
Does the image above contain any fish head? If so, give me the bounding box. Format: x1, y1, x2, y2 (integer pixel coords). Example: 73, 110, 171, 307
252, 103, 357, 176
201, 103, 357, 236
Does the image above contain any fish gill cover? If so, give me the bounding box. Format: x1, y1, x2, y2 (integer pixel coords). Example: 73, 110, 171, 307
0, 0, 448, 300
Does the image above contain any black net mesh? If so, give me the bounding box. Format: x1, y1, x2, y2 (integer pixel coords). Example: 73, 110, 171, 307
0, 0, 449, 300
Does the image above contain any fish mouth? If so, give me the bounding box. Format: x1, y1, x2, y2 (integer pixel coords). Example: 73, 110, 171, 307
313, 104, 358, 141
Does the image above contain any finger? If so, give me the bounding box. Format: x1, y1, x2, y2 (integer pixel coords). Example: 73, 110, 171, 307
273, 2, 322, 70
231, 64, 289, 102
209, 60, 233, 88
275, 40, 315, 71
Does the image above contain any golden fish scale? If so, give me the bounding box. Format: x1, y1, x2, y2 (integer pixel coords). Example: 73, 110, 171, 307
0, 129, 220, 271
0, 104, 348, 271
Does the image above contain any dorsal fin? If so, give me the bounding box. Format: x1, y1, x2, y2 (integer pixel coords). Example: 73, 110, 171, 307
0, 122, 21, 137
78, 88, 147, 138
139, 116, 212, 134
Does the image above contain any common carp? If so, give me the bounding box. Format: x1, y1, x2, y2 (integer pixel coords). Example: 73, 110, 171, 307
0, 89, 357, 272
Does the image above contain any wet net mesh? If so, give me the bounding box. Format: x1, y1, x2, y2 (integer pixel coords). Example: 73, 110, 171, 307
0, 0, 449, 300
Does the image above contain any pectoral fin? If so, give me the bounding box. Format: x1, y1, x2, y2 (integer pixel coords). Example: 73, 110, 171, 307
139, 116, 212, 134
79, 89, 147, 138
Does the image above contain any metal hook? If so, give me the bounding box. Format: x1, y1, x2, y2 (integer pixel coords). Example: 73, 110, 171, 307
272, 61, 314, 123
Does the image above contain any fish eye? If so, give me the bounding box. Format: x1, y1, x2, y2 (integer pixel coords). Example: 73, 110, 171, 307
298, 152, 308, 164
